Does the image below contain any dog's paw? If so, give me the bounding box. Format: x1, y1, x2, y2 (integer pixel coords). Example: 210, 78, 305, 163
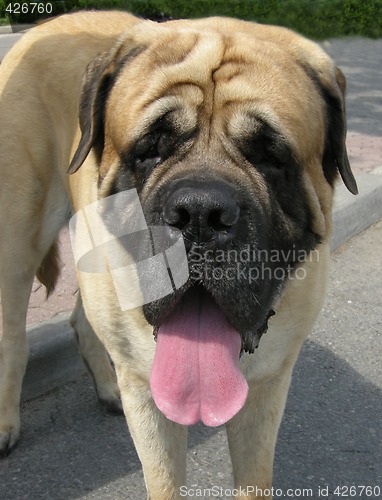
96, 381, 124, 415
0, 424, 19, 458
98, 394, 124, 415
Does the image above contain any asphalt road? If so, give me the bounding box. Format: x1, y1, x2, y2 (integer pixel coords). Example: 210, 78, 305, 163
0, 220, 380, 499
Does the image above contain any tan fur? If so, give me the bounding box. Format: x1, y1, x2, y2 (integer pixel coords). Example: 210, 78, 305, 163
36, 240, 61, 297
0, 11, 356, 499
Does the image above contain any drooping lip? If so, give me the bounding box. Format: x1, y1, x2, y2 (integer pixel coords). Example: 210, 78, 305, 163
150, 285, 275, 354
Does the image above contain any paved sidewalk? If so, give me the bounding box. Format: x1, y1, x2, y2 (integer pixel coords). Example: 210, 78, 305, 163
0, 32, 381, 399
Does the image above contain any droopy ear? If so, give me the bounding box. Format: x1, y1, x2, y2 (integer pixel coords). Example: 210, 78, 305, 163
321, 67, 358, 195
68, 43, 145, 175
68, 50, 116, 174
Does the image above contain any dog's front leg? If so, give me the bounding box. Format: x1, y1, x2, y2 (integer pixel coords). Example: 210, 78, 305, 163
0, 266, 34, 456
225, 373, 292, 500
70, 294, 123, 414
117, 371, 188, 500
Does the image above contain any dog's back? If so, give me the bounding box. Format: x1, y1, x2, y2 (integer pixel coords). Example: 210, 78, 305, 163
0, 11, 139, 456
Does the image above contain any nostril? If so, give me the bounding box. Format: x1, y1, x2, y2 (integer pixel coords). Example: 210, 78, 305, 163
208, 210, 226, 231
208, 206, 240, 231
163, 204, 191, 229
220, 205, 240, 227
175, 208, 191, 229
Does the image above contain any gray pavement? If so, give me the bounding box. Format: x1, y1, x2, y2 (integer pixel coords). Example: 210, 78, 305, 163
0, 28, 382, 499
322, 37, 382, 137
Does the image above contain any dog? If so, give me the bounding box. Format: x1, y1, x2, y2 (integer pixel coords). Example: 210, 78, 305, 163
0, 10, 357, 499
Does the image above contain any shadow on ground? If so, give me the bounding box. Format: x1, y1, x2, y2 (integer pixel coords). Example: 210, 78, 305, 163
1, 339, 380, 499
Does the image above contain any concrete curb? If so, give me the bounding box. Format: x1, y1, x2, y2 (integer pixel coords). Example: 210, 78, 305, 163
23, 312, 85, 401
21, 170, 382, 402
331, 170, 382, 250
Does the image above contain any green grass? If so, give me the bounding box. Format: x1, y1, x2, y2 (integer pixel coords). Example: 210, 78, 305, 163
1, 0, 382, 39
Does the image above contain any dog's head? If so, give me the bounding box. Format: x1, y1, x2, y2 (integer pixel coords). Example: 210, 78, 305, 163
69, 17, 357, 425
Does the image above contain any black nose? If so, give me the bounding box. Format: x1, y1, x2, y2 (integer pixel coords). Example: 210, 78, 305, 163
162, 180, 240, 247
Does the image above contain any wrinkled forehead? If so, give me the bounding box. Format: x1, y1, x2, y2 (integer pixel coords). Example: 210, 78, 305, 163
106, 20, 326, 155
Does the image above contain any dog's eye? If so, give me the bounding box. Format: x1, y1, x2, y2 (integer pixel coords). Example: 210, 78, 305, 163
134, 131, 167, 170
243, 140, 285, 173
131, 118, 196, 177
238, 119, 294, 175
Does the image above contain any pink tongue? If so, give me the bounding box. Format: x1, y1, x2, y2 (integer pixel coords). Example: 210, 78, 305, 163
150, 291, 249, 426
